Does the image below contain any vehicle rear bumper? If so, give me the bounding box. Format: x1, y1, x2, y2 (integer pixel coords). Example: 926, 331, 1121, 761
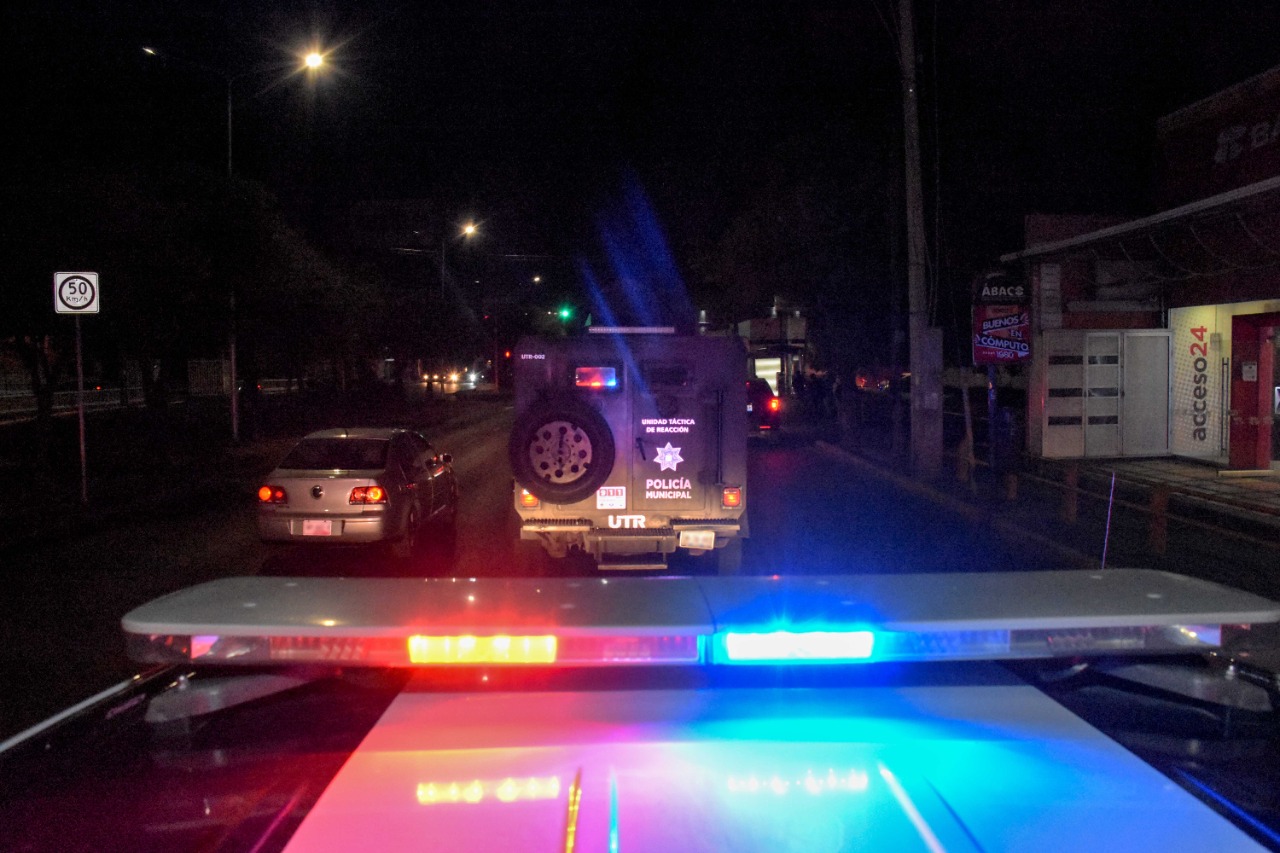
518, 518, 743, 556
257, 512, 394, 544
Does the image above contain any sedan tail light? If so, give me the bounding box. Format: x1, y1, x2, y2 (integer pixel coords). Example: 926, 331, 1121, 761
258, 485, 287, 504
349, 485, 388, 505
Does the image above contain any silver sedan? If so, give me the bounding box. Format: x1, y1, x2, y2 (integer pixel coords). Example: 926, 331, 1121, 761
257, 427, 458, 559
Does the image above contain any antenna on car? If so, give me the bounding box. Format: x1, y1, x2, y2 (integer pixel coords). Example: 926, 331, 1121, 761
1100, 471, 1117, 570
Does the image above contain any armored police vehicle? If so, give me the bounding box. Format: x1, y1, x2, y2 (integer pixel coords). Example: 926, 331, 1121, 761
509, 327, 748, 572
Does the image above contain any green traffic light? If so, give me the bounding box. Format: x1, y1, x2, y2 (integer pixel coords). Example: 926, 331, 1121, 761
558, 306, 573, 320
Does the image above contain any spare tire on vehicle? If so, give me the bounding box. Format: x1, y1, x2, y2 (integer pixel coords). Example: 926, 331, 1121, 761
509, 395, 616, 504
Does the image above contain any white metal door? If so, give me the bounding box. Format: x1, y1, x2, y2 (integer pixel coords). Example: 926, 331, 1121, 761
1121, 332, 1171, 457
1084, 334, 1121, 457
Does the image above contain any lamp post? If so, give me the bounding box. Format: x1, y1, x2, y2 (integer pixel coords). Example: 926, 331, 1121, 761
440, 222, 478, 297
143, 46, 326, 442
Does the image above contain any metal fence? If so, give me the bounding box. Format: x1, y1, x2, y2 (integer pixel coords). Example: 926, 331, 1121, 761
0, 379, 293, 419
0, 387, 147, 418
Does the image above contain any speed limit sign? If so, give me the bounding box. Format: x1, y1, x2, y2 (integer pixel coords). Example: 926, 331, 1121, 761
54, 272, 100, 314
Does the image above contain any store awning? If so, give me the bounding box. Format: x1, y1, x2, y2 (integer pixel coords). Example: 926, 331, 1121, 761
1000, 175, 1280, 264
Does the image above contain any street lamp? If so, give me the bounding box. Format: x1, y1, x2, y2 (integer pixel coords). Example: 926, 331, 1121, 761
143, 45, 328, 442
440, 222, 478, 297
143, 46, 326, 178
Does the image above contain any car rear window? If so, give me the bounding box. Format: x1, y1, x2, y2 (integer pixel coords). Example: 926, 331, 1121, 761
279, 438, 389, 470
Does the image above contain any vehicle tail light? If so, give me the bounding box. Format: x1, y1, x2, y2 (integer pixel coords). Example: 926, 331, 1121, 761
768, 397, 781, 412
350, 485, 387, 504
258, 485, 287, 504
518, 489, 541, 509
722, 486, 742, 508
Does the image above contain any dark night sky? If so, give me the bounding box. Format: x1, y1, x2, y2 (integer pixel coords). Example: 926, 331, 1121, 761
7, 1, 1280, 303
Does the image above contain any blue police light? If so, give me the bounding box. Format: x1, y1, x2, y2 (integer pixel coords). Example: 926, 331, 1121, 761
716, 630, 876, 664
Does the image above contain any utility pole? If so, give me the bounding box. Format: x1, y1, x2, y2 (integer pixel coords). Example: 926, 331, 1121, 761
898, 0, 943, 476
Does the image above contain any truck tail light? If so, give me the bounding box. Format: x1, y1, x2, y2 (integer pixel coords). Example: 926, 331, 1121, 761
768, 397, 781, 412
350, 485, 387, 504
518, 489, 541, 509
258, 485, 287, 504
722, 487, 742, 508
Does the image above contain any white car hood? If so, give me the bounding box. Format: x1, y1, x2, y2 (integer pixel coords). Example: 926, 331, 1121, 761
284, 664, 1265, 852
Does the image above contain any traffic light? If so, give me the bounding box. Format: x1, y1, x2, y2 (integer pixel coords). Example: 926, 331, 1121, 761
558, 305, 573, 321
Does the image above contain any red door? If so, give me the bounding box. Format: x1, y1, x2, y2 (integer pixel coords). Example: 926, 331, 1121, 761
1229, 312, 1280, 470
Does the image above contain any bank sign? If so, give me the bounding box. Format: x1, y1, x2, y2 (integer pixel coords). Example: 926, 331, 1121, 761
972, 305, 1030, 365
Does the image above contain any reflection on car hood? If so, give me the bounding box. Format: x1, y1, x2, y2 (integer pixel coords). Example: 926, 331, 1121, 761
282, 665, 1267, 852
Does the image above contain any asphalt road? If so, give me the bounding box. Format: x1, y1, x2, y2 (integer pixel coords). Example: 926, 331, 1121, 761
0, 397, 516, 741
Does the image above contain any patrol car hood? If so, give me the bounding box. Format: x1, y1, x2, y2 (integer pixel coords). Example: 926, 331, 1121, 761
284, 665, 1266, 852
5, 570, 1277, 852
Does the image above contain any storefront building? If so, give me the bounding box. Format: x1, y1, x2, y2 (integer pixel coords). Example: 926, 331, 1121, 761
1001, 66, 1280, 471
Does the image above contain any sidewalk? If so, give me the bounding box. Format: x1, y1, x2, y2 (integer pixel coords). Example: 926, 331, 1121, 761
816, 440, 1280, 584
810, 409, 1280, 676
822, 407, 1280, 553
1054, 456, 1280, 519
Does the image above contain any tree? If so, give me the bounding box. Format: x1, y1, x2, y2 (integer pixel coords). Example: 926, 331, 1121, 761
1, 164, 203, 415
688, 130, 894, 374
1, 162, 375, 419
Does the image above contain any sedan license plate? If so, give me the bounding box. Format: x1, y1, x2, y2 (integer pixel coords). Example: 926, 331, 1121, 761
679, 530, 716, 550
302, 519, 334, 536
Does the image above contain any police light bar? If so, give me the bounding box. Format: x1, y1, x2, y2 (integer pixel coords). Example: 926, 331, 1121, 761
122, 572, 1280, 669
138, 632, 704, 667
